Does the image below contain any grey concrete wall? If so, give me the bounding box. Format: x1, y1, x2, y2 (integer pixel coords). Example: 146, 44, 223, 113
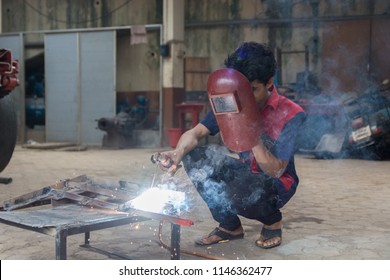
2, 0, 390, 94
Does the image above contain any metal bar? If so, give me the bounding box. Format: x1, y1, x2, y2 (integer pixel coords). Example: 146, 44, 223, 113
0, 216, 57, 236
84, 232, 90, 246
185, 14, 390, 28
60, 192, 121, 210
67, 182, 134, 201
56, 229, 68, 260
170, 224, 180, 260
2, 187, 57, 211
1, 25, 162, 36
2, 175, 88, 210
128, 209, 194, 227
159, 24, 164, 147
61, 216, 151, 236
19, 33, 26, 143
76, 32, 82, 146
79, 243, 134, 260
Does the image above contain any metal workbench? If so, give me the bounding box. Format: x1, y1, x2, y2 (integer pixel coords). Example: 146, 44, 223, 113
0, 175, 193, 260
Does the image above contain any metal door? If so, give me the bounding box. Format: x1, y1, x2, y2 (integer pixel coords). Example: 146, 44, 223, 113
79, 31, 116, 145
45, 31, 116, 145
45, 33, 79, 143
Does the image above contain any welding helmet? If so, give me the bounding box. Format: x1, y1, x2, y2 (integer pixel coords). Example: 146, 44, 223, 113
207, 68, 261, 152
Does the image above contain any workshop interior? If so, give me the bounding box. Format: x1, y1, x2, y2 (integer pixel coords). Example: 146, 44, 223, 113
0, 0, 390, 261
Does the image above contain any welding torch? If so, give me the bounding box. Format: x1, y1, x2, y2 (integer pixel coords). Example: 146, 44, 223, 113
150, 152, 182, 175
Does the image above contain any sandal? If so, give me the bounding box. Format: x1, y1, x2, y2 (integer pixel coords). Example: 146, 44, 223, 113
255, 227, 282, 249
195, 227, 244, 246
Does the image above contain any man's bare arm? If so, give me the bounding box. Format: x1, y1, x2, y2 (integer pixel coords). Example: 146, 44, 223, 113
160, 123, 210, 173
251, 140, 288, 178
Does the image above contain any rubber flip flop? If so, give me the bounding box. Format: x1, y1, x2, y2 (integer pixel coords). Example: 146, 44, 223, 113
195, 227, 244, 246
255, 227, 282, 249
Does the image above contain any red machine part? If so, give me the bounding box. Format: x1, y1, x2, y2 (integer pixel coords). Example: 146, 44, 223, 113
0, 49, 19, 174
207, 68, 261, 152
0, 49, 19, 98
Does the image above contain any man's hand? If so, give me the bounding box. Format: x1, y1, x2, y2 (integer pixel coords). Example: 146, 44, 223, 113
150, 123, 210, 175
151, 151, 182, 175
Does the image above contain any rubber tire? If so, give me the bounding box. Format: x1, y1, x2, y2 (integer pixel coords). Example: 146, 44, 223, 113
0, 95, 17, 172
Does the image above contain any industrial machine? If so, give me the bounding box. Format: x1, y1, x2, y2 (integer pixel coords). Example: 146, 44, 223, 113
96, 95, 149, 148
276, 47, 390, 160
0, 49, 19, 176
343, 79, 390, 160
97, 110, 136, 148
297, 79, 390, 160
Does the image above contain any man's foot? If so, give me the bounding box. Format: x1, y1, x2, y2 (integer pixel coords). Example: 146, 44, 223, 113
255, 221, 282, 249
195, 226, 244, 246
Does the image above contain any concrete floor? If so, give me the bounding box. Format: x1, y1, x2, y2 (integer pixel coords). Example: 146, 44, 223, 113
0, 144, 390, 260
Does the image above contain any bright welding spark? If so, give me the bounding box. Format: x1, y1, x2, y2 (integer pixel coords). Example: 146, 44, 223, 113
127, 187, 186, 215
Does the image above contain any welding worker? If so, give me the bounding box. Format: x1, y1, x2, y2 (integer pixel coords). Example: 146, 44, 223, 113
156, 42, 306, 249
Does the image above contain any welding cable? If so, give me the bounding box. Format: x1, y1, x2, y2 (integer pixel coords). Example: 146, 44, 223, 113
158, 221, 227, 260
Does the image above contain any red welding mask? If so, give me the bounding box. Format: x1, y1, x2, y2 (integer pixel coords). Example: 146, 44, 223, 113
207, 68, 261, 152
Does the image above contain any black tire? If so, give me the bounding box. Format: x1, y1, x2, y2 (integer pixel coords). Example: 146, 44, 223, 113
0, 95, 17, 172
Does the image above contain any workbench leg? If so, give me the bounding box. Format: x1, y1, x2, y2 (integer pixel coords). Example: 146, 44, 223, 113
55, 230, 68, 260
84, 231, 91, 246
170, 224, 180, 260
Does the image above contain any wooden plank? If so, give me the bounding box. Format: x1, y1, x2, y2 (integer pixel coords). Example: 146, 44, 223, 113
185, 57, 210, 91
185, 57, 210, 72
185, 73, 209, 91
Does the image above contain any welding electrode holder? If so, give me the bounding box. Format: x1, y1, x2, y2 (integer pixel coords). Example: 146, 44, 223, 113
150, 152, 175, 169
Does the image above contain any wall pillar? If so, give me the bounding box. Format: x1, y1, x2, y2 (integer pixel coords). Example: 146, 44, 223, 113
162, 0, 185, 147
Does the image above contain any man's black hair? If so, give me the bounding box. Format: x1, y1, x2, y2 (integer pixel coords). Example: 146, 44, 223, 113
224, 41, 276, 84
